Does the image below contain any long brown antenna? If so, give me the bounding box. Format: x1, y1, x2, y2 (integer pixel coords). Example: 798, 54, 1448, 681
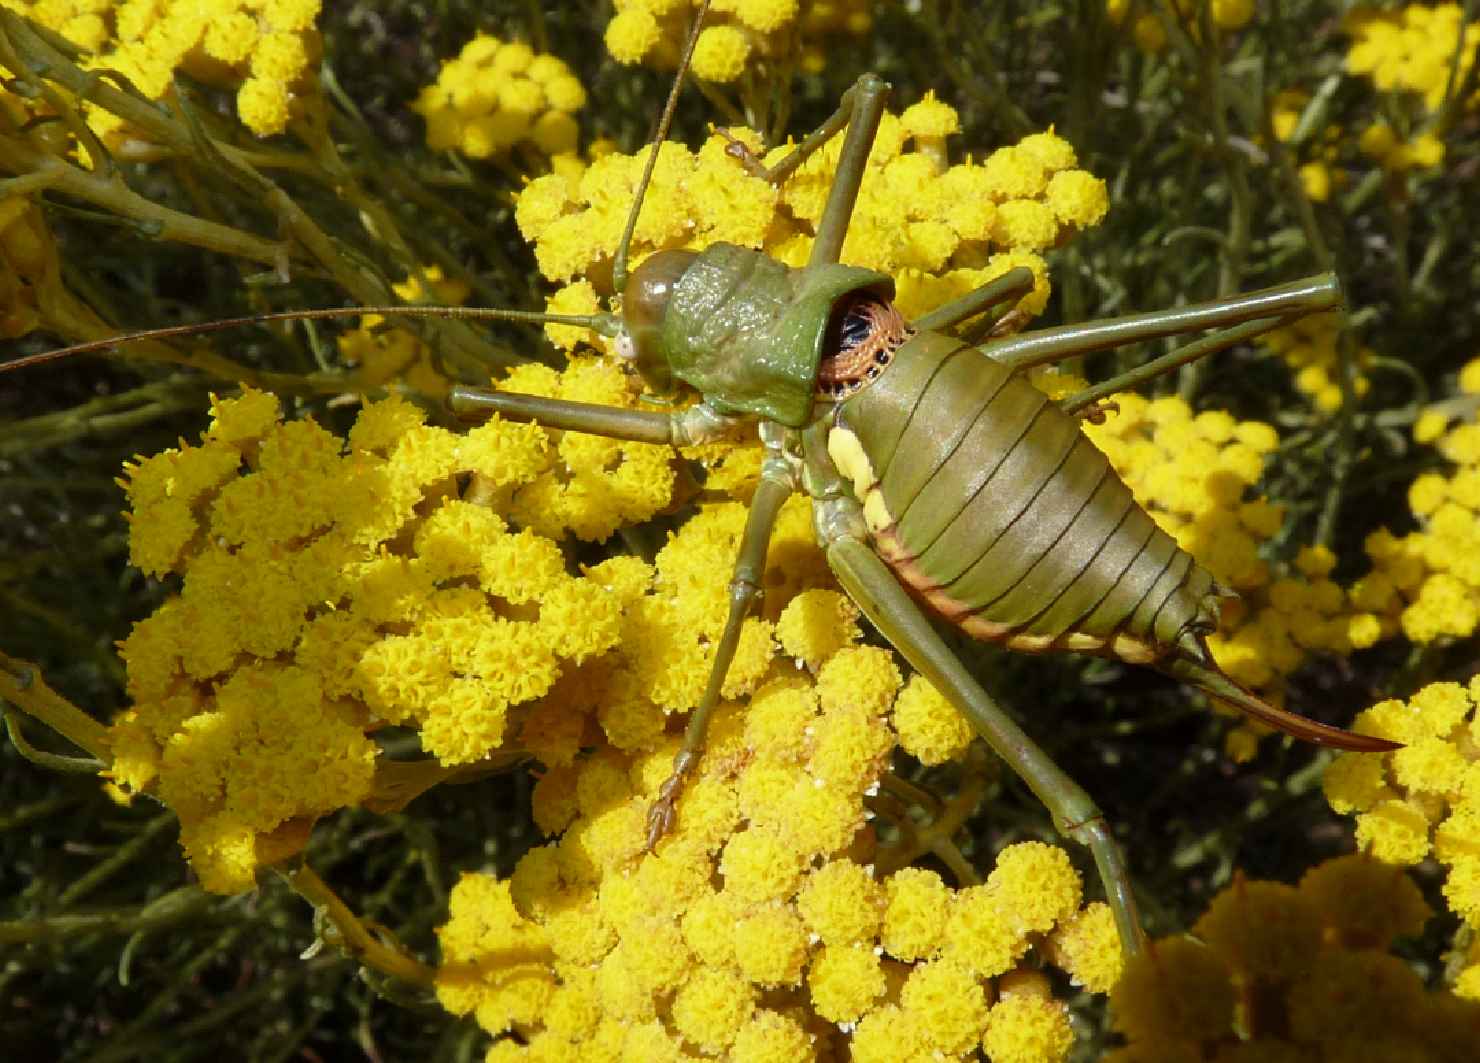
610, 0, 712, 296
0, 305, 623, 374
8, 7, 708, 378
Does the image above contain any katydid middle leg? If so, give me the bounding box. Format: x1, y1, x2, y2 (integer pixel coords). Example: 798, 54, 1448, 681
733, 72, 890, 270
911, 267, 1037, 334
449, 386, 807, 845
646, 421, 797, 847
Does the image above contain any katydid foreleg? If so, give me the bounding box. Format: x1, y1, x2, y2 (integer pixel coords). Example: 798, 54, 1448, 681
448, 386, 741, 446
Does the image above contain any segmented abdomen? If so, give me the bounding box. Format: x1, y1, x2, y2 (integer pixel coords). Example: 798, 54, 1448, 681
830, 330, 1219, 663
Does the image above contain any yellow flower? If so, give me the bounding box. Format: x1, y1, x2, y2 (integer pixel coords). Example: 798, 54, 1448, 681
774, 588, 861, 669
720, 826, 807, 903
983, 992, 1076, 1063
414, 33, 586, 159
605, 9, 661, 64
897, 959, 989, 1054
1046, 903, 1124, 992
795, 860, 886, 944
691, 24, 750, 82
669, 967, 755, 1052
735, 0, 799, 34
892, 674, 973, 765
881, 867, 951, 960
807, 943, 886, 1022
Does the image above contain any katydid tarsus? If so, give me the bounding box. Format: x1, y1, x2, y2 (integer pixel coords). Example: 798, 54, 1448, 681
2, 10, 1399, 958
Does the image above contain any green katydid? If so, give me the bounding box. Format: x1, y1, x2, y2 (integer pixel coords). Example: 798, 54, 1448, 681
2, 12, 1399, 959
442, 69, 1398, 954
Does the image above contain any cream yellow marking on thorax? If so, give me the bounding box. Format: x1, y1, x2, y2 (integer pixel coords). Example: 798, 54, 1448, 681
827, 427, 896, 535
826, 426, 877, 498
861, 490, 893, 534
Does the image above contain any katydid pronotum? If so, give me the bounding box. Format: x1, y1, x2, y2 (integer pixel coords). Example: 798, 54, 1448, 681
3, 15, 1399, 959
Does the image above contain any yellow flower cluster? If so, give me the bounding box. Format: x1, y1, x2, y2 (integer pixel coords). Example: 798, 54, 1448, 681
1346, 3, 1478, 113
1106, 0, 1256, 54
335, 266, 471, 398
1105, 854, 1480, 1060
604, 0, 872, 82
1268, 89, 1345, 203
1255, 310, 1373, 413
435, 632, 1120, 1059
411, 34, 586, 160
1353, 367, 1480, 645
1358, 119, 1447, 172
1075, 390, 1285, 592
1345, 4, 1474, 173
1323, 680, 1480, 999
2, 0, 322, 137
514, 94, 1108, 339
105, 373, 681, 891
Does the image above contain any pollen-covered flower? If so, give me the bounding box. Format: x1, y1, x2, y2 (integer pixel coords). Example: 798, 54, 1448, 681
107, 376, 678, 888
1325, 681, 1480, 932
515, 98, 1106, 333
20, 0, 324, 139
1345, 373, 1480, 649
430, 607, 1114, 1057
602, 0, 871, 80
412, 33, 586, 159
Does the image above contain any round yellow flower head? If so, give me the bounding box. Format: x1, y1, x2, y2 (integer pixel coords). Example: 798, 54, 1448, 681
606, 9, 663, 64
900, 90, 960, 140
413, 33, 585, 159
691, 24, 751, 82
1326, 678, 1480, 959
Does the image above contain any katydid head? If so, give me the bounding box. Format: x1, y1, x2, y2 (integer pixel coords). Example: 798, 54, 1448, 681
615, 241, 896, 427
618, 247, 696, 399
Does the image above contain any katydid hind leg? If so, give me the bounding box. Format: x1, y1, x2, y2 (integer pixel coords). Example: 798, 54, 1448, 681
985, 273, 1342, 371
822, 532, 1146, 954
805, 74, 892, 269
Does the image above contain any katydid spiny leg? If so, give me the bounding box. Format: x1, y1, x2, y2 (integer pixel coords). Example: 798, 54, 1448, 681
985, 272, 1342, 369
814, 497, 1147, 954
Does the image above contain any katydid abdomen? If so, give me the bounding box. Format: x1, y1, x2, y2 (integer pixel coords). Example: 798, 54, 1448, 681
827, 326, 1219, 667
817, 305, 1395, 752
